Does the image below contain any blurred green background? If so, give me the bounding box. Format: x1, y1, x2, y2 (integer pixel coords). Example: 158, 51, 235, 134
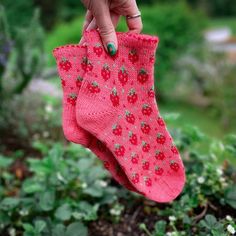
0, 1, 236, 236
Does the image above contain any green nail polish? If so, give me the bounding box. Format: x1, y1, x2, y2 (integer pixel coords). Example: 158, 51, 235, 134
107, 43, 116, 56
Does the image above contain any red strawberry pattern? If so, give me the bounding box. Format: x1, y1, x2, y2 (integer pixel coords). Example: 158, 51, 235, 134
148, 88, 155, 98
144, 177, 152, 187
125, 111, 135, 124
170, 161, 180, 172
137, 68, 149, 84
129, 131, 138, 145
67, 93, 77, 106
142, 161, 150, 170
155, 166, 164, 175
93, 43, 103, 57
131, 153, 139, 164
127, 89, 138, 104
87, 81, 100, 93
118, 66, 128, 86
101, 64, 111, 81
61, 79, 66, 87
142, 141, 150, 152
171, 145, 179, 154
81, 57, 93, 72
142, 104, 153, 116
156, 133, 166, 145
132, 173, 139, 184
128, 49, 139, 64
114, 144, 125, 157
157, 116, 165, 126
76, 76, 83, 89
112, 124, 122, 136
155, 150, 165, 160
103, 161, 110, 170
110, 88, 120, 107
141, 122, 151, 134
59, 58, 72, 71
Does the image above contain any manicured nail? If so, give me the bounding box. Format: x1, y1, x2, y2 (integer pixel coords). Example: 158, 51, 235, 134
107, 42, 116, 56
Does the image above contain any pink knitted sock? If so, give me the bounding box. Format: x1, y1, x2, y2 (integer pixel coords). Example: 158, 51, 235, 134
53, 45, 136, 192
76, 30, 186, 202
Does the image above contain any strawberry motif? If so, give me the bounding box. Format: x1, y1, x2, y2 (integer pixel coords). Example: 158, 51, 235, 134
142, 161, 150, 170
149, 55, 155, 64
101, 64, 111, 81
142, 104, 152, 116
170, 160, 180, 172
156, 133, 166, 145
131, 173, 139, 184
76, 76, 83, 89
128, 49, 139, 64
118, 66, 128, 86
155, 150, 165, 160
59, 58, 72, 71
142, 141, 150, 152
87, 81, 100, 93
67, 93, 77, 106
129, 131, 138, 145
125, 111, 135, 124
93, 43, 103, 57
171, 145, 179, 155
137, 68, 149, 84
131, 153, 139, 164
114, 144, 125, 157
127, 89, 138, 104
155, 166, 164, 175
112, 124, 122, 136
157, 116, 165, 126
141, 122, 151, 134
144, 177, 152, 187
81, 57, 93, 72
110, 88, 119, 107
61, 79, 66, 87
148, 87, 155, 98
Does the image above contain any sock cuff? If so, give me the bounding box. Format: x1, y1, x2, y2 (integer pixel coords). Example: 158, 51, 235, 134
52, 44, 87, 61
84, 29, 159, 52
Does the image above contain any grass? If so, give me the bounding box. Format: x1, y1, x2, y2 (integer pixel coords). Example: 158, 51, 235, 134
208, 17, 236, 34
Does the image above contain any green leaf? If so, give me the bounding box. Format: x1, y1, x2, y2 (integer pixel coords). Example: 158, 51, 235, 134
0, 197, 20, 210
65, 222, 88, 236
154, 220, 166, 236
34, 220, 46, 233
0, 155, 13, 168
52, 224, 66, 236
22, 179, 43, 193
55, 203, 72, 221
39, 190, 55, 211
224, 185, 236, 209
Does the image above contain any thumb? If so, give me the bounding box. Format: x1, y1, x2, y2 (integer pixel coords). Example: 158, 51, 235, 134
93, 4, 118, 56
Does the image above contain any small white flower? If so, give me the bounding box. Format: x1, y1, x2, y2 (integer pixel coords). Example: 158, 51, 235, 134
45, 104, 53, 113
8, 228, 16, 236
81, 182, 87, 189
216, 168, 223, 176
19, 209, 29, 216
226, 215, 233, 221
166, 233, 173, 236
169, 216, 177, 222
43, 131, 49, 138
33, 133, 40, 140
197, 176, 205, 184
227, 224, 236, 234
220, 177, 226, 183
98, 180, 108, 187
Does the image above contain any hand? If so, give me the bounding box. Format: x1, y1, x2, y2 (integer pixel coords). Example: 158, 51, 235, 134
81, 0, 142, 55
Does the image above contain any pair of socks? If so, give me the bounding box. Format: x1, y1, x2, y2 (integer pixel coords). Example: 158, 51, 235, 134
53, 29, 185, 202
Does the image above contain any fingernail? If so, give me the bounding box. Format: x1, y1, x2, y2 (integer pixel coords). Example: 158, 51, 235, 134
107, 42, 116, 56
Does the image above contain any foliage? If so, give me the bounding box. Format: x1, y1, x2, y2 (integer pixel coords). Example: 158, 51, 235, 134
174, 44, 236, 130
0, 115, 236, 235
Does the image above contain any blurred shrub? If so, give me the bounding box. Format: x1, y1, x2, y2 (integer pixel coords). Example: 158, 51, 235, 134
141, 3, 207, 95
174, 45, 236, 130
